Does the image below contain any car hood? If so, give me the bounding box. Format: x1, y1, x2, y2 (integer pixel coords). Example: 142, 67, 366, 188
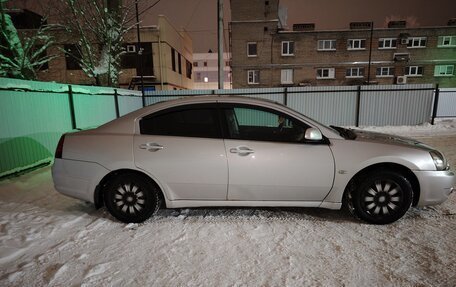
351, 129, 434, 151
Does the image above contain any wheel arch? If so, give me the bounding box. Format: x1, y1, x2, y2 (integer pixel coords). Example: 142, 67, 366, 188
343, 162, 420, 207
94, 168, 166, 209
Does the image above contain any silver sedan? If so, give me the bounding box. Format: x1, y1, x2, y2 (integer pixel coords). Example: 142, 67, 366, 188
52, 96, 455, 224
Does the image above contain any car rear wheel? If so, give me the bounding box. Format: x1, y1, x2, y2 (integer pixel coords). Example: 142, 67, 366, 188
104, 173, 161, 223
349, 171, 413, 224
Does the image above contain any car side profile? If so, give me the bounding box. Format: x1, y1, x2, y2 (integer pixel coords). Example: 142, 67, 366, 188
52, 96, 455, 224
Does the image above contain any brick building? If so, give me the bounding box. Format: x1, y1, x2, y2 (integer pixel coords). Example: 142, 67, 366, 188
230, 0, 456, 88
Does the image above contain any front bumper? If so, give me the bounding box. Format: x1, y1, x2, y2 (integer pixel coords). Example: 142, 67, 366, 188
414, 170, 456, 206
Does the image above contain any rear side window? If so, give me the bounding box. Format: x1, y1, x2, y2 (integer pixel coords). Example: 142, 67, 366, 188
140, 106, 221, 138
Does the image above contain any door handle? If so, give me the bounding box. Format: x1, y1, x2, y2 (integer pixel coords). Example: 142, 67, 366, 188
139, 142, 164, 152
230, 146, 254, 156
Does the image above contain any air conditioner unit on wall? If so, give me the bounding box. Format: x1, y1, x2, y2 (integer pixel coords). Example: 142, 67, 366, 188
396, 76, 407, 84
401, 38, 409, 45
126, 45, 136, 53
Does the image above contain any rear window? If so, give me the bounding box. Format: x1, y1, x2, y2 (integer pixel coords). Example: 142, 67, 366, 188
140, 106, 221, 138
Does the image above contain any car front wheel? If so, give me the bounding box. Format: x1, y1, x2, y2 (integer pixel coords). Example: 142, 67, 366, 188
104, 173, 161, 223
350, 171, 413, 224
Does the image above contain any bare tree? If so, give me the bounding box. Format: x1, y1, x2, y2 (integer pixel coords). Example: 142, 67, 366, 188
0, 0, 56, 80
60, 0, 134, 87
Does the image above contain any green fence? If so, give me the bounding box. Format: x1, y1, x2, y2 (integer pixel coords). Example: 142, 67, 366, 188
0, 78, 142, 178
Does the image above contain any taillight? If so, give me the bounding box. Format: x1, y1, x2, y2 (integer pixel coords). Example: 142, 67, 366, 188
55, 134, 66, 158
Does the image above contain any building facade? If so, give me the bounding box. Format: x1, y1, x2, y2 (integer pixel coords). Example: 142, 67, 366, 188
10, 10, 193, 90
230, 0, 456, 88
193, 52, 231, 89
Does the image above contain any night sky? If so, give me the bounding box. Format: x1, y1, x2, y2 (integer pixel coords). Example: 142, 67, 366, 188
6, 0, 456, 52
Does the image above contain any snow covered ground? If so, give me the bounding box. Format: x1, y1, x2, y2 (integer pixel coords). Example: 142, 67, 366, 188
1, 121, 456, 287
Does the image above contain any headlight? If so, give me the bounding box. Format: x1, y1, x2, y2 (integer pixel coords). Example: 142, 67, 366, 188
430, 150, 448, 171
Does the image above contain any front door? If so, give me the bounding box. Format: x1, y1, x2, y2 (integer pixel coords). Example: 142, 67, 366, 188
222, 104, 335, 201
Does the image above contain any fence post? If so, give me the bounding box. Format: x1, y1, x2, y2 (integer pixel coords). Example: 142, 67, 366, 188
355, 85, 361, 127
114, 89, 120, 118
68, 85, 76, 130
431, 83, 440, 125
284, 87, 288, 106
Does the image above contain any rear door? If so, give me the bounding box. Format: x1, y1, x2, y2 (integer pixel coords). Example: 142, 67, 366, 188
133, 104, 228, 201
222, 104, 335, 201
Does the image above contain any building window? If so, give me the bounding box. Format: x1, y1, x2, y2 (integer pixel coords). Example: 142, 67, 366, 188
178, 53, 182, 74
186, 60, 192, 79
247, 70, 260, 84
407, 37, 427, 48
193, 61, 198, 67
316, 68, 335, 79
203, 61, 207, 67
247, 42, 257, 57
347, 39, 366, 50
64, 44, 82, 70
405, 66, 423, 76
196, 72, 201, 81
438, 36, 456, 47
376, 67, 395, 77
317, 40, 336, 51
434, 65, 454, 76
378, 38, 397, 49
171, 48, 176, 72
281, 41, 294, 56
346, 67, 364, 78
281, 69, 293, 84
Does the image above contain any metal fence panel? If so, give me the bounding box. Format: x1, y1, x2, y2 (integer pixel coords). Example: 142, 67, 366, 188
359, 84, 434, 126
287, 86, 358, 126
437, 89, 456, 117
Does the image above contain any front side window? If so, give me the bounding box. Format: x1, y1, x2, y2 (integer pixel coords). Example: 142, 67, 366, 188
405, 66, 423, 76
223, 105, 309, 143
247, 42, 257, 57
281, 69, 293, 84
438, 36, 456, 47
347, 39, 366, 50
316, 68, 335, 79
247, 70, 260, 84
407, 37, 427, 48
378, 38, 397, 49
376, 67, 395, 77
346, 67, 364, 78
140, 105, 220, 138
434, 65, 454, 76
317, 40, 336, 51
282, 41, 295, 56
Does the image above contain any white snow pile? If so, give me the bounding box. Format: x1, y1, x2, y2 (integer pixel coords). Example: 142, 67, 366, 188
0, 128, 455, 286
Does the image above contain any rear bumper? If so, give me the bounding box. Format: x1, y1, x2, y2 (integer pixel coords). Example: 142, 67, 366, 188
415, 170, 456, 206
52, 158, 110, 203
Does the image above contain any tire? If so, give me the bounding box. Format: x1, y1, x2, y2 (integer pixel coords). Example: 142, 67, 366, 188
104, 173, 161, 223
349, 171, 413, 224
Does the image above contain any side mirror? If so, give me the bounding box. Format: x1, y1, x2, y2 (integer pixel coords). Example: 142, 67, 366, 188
304, 128, 323, 141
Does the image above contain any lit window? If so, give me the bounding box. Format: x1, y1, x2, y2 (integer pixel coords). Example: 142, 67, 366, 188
281, 69, 293, 84
438, 36, 456, 47
317, 40, 336, 51
434, 65, 454, 76
316, 68, 335, 79
247, 42, 257, 57
247, 70, 260, 84
346, 67, 364, 78
347, 39, 366, 50
378, 38, 397, 49
376, 67, 395, 77
407, 37, 427, 48
405, 66, 423, 76
281, 41, 294, 56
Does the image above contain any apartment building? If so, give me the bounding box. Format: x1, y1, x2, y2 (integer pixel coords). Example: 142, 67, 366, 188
9, 10, 193, 90
230, 0, 456, 88
193, 52, 231, 89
